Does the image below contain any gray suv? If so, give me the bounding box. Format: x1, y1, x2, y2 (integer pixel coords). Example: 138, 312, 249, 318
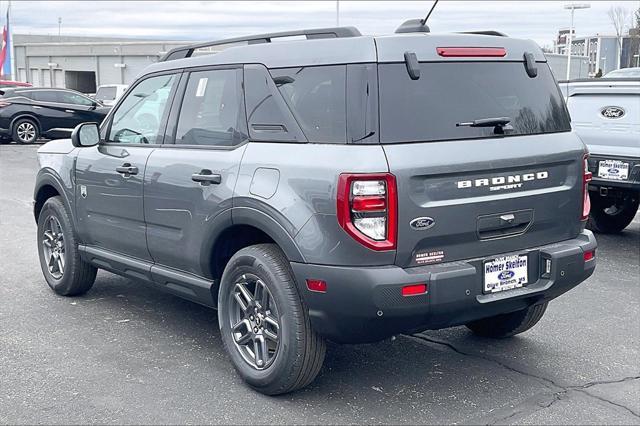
33, 26, 597, 395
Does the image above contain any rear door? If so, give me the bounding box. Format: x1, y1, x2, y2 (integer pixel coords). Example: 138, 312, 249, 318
377, 60, 586, 268
144, 66, 247, 276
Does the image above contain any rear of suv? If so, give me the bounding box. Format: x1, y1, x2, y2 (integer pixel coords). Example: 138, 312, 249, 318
562, 78, 640, 233
33, 25, 596, 395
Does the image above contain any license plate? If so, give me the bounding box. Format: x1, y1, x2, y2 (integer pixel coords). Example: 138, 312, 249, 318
598, 160, 629, 180
483, 255, 528, 293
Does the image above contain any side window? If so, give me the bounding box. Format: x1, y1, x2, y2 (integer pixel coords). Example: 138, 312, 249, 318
57, 91, 94, 106
32, 91, 59, 103
270, 65, 347, 143
108, 74, 177, 145
175, 68, 246, 147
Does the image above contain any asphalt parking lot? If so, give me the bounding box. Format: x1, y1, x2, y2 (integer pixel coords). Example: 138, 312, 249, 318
1, 143, 639, 425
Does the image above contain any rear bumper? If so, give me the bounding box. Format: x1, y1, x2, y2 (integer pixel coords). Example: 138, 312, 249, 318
290, 230, 597, 343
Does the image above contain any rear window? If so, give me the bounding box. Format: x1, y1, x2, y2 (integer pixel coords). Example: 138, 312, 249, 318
96, 86, 117, 101
379, 62, 571, 143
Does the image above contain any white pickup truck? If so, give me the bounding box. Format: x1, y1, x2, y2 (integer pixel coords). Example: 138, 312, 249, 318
562, 78, 640, 233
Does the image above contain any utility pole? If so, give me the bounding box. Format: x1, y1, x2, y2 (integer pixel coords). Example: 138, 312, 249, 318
58, 17, 61, 39
336, 0, 339, 27
564, 3, 590, 80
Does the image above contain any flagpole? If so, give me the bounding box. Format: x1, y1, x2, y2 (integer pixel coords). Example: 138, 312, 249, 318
8, 0, 13, 80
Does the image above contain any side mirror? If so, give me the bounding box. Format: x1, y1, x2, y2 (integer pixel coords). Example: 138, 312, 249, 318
71, 122, 100, 147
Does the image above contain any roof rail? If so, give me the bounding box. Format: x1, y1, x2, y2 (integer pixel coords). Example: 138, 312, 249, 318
459, 30, 508, 37
160, 26, 362, 62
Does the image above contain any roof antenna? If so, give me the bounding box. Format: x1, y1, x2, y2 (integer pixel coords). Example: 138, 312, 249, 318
395, 0, 439, 33
422, 0, 440, 25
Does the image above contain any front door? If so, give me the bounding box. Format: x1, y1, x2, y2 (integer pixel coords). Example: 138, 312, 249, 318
144, 67, 247, 276
75, 72, 180, 261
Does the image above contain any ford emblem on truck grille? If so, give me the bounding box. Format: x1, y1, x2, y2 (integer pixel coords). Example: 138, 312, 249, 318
601, 106, 625, 119
410, 217, 435, 230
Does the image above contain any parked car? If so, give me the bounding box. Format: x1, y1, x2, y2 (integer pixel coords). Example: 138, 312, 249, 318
0, 80, 33, 88
94, 84, 128, 107
0, 87, 111, 144
603, 67, 640, 79
563, 78, 640, 233
33, 25, 597, 395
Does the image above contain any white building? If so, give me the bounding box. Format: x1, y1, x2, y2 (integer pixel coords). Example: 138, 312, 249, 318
13, 34, 189, 92
554, 29, 640, 76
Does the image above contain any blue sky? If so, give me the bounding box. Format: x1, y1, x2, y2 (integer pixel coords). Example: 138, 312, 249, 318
5, 1, 639, 49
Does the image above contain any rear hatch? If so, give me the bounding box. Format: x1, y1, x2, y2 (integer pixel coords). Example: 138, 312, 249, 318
376, 41, 586, 267
564, 81, 640, 157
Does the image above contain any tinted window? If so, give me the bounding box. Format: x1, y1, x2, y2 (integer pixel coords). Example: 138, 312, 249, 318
31, 90, 59, 103
379, 62, 571, 143
175, 68, 245, 146
58, 91, 94, 106
270, 65, 346, 143
108, 74, 177, 144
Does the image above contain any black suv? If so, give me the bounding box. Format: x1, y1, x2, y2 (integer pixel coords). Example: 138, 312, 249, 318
0, 88, 110, 144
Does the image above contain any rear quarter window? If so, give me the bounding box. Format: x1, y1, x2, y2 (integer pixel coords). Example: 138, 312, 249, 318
270, 65, 347, 143
378, 62, 571, 143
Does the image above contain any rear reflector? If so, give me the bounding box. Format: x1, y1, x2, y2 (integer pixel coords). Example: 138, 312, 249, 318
306, 279, 327, 293
401, 283, 428, 296
581, 154, 592, 221
436, 47, 507, 57
583, 250, 595, 262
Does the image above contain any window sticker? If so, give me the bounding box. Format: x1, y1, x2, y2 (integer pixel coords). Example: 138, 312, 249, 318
195, 78, 208, 97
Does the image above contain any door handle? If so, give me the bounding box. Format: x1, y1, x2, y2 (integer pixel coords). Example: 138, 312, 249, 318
115, 163, 139, 176
65, 109, 75, 113
192, 170, 221, 185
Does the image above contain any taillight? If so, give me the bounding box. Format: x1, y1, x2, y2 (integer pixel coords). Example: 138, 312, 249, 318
581, 154, 592, 221
0, 100, 11, 108
436, 47, 507, 57
337, 173, 397, 251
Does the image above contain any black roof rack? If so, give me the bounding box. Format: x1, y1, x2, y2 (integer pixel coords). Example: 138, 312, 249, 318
459, 30, 508, 37
161, 26, 362, 62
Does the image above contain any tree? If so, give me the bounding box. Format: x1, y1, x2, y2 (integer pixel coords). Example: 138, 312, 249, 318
608, 6, 632, 69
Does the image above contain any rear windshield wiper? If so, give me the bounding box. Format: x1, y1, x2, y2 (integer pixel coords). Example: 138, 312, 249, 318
456, 117, 511, 128
456, 117, 512, 135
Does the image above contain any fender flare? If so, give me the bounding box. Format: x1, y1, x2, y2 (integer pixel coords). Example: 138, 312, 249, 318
231, 206, 306, 263
33, 169, 74, 224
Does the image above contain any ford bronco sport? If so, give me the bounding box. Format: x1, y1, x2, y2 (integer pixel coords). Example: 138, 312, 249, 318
33, 25, 597, 395
562, 78, 640, 233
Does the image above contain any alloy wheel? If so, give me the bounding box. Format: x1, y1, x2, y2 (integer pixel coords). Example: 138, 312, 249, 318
17, 122, 36, 142
228, 273, 280, 370
42, 215, 65, 279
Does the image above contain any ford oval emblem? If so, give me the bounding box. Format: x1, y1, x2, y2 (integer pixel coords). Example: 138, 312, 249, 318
410, 217, 435, 230
498, 270, 515, 280
608, 168, 619, 174
601, 106, 625, 119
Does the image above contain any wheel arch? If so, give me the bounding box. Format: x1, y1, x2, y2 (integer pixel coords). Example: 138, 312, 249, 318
201, 207, 306, 304
11, 114, 42, 133
33, 171, 73, 224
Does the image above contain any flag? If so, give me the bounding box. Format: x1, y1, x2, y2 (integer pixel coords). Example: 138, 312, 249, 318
0, 6, 10, 79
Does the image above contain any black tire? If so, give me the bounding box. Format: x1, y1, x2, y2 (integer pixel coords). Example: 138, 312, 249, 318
12, 118, 39, 144
465, 302, 548, 338
218, 244, 326, 395
587, 190, 639, 234
37, 196, 97, 296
